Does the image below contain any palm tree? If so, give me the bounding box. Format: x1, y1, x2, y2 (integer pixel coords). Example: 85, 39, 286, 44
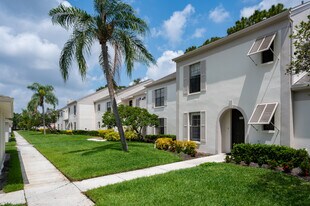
27, 83, 58, 135
49, 0, 155, 151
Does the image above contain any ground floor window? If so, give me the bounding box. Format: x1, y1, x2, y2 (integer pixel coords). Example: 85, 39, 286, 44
74, 122, 76, 130
190, 113, 200, 141
156, 118, 165, 134
263, 116, 275, 131
98, 121, 101, 129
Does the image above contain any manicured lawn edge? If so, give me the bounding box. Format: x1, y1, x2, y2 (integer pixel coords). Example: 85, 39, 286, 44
86, 163, 310, 206
18, 131, 181, 181
3, 137, 24, 193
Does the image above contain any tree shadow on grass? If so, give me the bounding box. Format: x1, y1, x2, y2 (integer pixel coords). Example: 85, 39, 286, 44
248, 171, 310, 205
65, 142, 123, 155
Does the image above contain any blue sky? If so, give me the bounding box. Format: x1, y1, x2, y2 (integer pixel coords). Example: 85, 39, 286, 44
0, 0, 302, 112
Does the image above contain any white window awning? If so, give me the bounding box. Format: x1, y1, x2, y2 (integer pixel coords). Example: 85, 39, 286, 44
248, 102, 278, 125
247, 33, 276, 56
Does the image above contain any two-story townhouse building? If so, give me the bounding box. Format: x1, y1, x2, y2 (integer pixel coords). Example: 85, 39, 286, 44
57, 87, 109, 130
0, 95, 13, 171
94, 79, 153, 129
146, 73, 176, 135
173, 3, 310, 154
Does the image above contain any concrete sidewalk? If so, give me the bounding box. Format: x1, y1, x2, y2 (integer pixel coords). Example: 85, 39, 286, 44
1, 132, 225, 205
74, 153, 226, 192
13, 131, 94, 206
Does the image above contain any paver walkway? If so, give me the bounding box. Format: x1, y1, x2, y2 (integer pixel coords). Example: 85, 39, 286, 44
74, 153, 226, 192
1, 132, 225, 205
13, 131, 94, 206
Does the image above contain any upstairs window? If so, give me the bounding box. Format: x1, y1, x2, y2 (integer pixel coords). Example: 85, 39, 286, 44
106, 102, 111, 112
129, 100, 133, 107
263, 116, 275, 131
155, 88, 165, 107
97, 104, 101, 112
73, 105, 76, 115
189, 63, 200, 93
247, 33, 276, 65
68, 107, 71, 114
262, 42, 274, 63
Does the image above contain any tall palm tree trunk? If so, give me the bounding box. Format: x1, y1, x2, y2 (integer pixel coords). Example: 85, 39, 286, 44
42, 104, 46, 135
101, 44, 128, 152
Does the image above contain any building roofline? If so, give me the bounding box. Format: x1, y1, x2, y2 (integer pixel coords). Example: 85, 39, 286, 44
145, 72, 176, 88
173, 10, 290, 63
93, 79, 153, 103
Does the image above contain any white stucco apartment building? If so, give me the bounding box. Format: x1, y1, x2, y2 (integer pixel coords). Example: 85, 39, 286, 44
57, 80, 153, 131
146, 72, 177, 135
0, 95, 13, 171
94, 80, 153, 129
173, 2, 310, 154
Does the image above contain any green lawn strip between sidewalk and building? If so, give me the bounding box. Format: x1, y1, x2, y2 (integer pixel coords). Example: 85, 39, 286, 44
18, 131, 181, 181
86, 163, 310, 206
3, 138, 24, 193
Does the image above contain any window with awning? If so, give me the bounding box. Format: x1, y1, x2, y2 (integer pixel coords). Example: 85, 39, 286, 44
248, 102, 278, 125
247, 33, 276, 56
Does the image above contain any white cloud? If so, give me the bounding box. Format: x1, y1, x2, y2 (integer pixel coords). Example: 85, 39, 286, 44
0, 0, 101, 112
0, 27, 60, 70
192, 28, 206, 38
240, 0, 301, 17
146, 50, 183, 80
209, 4, 230, 23
155, 4, 195, 45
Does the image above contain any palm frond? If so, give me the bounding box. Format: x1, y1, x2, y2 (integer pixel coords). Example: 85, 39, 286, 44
49, 4, 93, 30
60, 27, 95, 81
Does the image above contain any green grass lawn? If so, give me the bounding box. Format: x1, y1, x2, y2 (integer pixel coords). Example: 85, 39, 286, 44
86, 163, 310, 206
18, 131, 181, 181
3, 138, 24, 193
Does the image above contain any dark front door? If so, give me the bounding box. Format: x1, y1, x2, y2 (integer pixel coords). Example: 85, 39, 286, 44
231, 109, 245, 148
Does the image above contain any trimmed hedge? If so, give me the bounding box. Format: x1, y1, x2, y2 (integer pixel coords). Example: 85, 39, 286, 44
144, 134, 176, 143
230, 143, 310, 175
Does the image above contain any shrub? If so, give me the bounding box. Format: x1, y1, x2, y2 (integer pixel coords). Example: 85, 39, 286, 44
145, 134, 176, 143
183, 141, 197, 157
104, 130, 120, 141
65, 130, 73, 135
125, 131, 139, 141
282, 161, 294, 173
300, 158, 310, 176
231, 143, 310, 170
155, 138, 173, 150
155, 138, 198, 157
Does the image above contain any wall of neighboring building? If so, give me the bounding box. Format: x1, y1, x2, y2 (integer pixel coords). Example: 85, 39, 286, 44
146, 80, 176, 135
0, 112, 5, 171
78, 104, 96, 130
176, 19, 291, 154
293, 90, 310, 152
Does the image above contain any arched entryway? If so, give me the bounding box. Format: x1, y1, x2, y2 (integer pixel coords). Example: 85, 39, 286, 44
219, 108, 245, 153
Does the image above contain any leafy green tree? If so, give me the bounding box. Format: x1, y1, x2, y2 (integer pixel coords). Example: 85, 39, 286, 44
202, 37, 222, 46
102, 105, 159, 138
18, 109, 41, 130
27, 83, 58, 135
184, 46, 197, 54
288, 15, 310, 74
49, 0, 155, 152
227, 4, 286, 35
13, 113, 21, 130
132, 78, 141, 85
